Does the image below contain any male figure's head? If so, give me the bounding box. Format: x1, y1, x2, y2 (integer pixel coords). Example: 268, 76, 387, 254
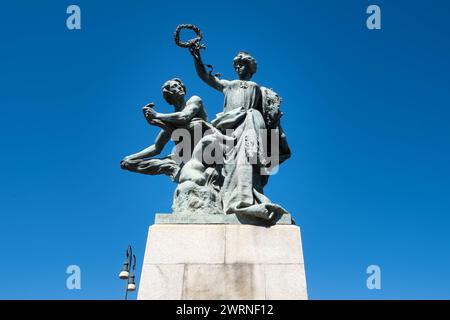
233, 52, 257, 81
162, 78, 186, 107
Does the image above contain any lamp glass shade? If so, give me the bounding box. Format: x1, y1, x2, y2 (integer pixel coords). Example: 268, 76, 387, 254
127, 283, 136, 291
119, 270, 129, 279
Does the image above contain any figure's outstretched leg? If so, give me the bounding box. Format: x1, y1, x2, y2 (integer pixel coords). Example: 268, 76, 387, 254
121, 156, 180, 182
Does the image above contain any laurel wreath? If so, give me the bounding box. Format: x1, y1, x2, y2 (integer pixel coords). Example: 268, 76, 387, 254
174, 24, 204, 49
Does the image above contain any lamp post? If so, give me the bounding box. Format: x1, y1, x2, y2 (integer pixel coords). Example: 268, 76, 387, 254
119, 245, 136, 300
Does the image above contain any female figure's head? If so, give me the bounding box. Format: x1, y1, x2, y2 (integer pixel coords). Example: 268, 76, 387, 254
233, 52, 257, 81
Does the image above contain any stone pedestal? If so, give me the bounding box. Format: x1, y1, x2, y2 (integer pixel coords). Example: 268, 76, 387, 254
137, 216, 307, 300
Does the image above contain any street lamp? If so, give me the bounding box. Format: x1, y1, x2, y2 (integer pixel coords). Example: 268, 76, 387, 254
119, 245, 136, 300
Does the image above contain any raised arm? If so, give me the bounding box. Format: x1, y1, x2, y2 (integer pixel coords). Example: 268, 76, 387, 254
190, 47, 229, 92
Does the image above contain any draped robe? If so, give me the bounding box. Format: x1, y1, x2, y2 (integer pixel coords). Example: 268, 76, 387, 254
210, 80, 289, 220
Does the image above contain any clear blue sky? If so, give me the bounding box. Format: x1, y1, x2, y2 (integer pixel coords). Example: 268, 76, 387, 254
0, 0, 449, 299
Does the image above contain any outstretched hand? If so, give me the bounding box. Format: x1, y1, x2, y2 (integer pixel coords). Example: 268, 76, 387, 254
120, 156, 132, 170
120, 156, 141, 170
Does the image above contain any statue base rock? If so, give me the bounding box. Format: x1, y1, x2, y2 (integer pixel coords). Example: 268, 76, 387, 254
137, 217, 308, 300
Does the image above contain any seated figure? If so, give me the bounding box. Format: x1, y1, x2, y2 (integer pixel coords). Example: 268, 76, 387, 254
120, 78, 210, 182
